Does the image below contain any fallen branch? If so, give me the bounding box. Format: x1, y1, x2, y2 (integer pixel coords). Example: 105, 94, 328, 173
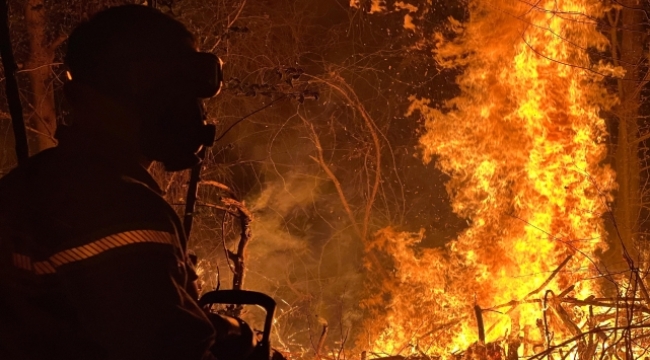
530, 324, 650, 360
526, 255, 574, 298
485, 255, 574, 336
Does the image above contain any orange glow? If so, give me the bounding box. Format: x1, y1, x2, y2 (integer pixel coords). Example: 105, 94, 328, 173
362, 0, 621, 357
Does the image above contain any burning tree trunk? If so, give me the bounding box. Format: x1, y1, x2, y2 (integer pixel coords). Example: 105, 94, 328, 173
198, 180, 253, 317
506, 311, 520, 360
607, 2, 646, 268
314, 316, 328, 360
221, 196, 252, 292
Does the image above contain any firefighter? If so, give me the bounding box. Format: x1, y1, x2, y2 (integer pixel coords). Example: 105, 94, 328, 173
0, 5, 253, 360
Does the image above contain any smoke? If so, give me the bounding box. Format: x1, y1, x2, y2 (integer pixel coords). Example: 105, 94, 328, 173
193, 140, 367, 354
250, 169, 368, 349
246, 172, 320, 289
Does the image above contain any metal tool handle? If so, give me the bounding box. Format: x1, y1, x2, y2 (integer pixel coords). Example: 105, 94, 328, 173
199, 290, 276, 360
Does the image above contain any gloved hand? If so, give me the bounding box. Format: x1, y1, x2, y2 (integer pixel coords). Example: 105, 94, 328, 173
245, 345, 288, 360
205, 312, 257, 360
270, 349, 288, 360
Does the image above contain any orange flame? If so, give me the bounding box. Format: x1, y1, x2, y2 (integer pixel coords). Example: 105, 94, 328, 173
362, 0, 621, 357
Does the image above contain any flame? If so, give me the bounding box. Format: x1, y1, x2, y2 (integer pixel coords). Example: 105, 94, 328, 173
362, 0, 620, 357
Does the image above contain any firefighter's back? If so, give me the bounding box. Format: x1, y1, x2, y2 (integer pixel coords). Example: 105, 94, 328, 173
0, 131, 215, 359
0, 144, 109, 358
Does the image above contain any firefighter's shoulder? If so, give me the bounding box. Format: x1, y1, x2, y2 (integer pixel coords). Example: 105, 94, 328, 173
1, 144, 185, 276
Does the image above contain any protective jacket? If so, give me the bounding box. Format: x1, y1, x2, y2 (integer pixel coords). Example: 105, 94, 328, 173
0, 126, 216, 359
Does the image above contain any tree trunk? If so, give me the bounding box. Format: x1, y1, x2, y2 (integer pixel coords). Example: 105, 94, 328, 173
24, 0, 57, 153
607, 3, 645, 269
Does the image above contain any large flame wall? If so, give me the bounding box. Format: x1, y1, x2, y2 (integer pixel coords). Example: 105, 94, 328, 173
365, 0, 620, 356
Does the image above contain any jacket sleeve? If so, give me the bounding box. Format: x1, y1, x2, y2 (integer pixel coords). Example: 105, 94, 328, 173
0, 150, 218, 359
56, 239, 216, 360
42, 178, 217, 360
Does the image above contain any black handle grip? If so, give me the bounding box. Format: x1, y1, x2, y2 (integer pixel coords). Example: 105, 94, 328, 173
199, 290, 276, 360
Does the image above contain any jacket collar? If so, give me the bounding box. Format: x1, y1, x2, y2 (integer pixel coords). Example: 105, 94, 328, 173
54, 125, 163, 195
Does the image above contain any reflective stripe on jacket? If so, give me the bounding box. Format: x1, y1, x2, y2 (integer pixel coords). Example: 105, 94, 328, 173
0, 127, 215, 360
